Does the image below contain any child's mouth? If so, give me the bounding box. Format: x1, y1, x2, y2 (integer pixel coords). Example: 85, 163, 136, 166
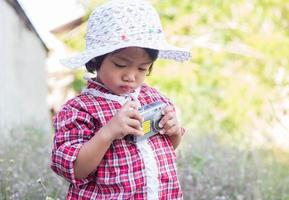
119, 86, 134, 93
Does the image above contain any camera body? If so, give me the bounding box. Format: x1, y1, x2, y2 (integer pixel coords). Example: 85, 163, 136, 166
133, 101, 166, 142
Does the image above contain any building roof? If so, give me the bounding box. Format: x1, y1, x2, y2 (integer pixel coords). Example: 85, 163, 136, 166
50, 17, 84, 34
5, 0, 49, 53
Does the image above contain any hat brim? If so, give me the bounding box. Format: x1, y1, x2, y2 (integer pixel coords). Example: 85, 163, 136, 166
60, 40, 191, 68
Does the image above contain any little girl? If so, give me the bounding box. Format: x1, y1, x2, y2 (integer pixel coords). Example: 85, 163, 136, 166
51, 0, 191, 199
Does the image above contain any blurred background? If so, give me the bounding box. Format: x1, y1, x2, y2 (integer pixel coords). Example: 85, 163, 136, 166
1, 0, 289, 199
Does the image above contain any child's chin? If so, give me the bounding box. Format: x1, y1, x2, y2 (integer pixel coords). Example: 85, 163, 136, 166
118, 92, 130, 95
113, 90, 128, 95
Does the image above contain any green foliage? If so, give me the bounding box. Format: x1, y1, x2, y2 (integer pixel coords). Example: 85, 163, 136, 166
58, 24, 86, 51
144, 0, 289, 138
70, 69, 86, 93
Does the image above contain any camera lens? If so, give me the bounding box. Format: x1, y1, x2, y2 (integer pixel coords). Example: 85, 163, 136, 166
152, 112, 163, 131
154, 119, 162, 131
151, 111, 164, 132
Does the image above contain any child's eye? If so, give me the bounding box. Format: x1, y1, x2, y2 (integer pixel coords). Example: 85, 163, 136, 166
139, 68, 148, 71
113, 62, 126, 68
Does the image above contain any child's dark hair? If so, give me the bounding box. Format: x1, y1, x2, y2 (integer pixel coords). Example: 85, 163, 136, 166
85, 48, 159, 75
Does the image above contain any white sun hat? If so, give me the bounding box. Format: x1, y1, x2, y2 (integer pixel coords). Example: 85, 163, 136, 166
61, 0, 191, 68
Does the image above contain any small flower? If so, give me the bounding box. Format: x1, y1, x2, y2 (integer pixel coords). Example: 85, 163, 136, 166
37, 178, 42, 184
121, 34, 128, 41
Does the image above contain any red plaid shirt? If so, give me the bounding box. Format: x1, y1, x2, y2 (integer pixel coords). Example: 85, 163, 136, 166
51, 80, 183, 199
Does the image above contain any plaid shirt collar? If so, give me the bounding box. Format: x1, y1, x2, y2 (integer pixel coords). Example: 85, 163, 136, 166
84, 77, 142, 106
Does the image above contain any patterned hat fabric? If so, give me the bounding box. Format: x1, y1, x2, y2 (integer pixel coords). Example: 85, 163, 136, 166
61, 0, 191, 68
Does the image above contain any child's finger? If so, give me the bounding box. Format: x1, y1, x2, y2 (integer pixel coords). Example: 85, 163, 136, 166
127, 109, 143, 123
159, 111, 174, 128
122, 101, 138, 111
126, 126, 144, 136
127, 118, 142, 130
164, 125, 180, 136
162, 105, 174, 115
163, 118, 176, 130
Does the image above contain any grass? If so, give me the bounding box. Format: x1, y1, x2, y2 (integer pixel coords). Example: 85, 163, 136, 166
1, 128, 289, 199
0, 127, 67, 200
178, 133, 289, 200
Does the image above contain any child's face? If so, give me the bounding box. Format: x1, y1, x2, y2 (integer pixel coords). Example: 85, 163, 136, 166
96, 47, 153, 95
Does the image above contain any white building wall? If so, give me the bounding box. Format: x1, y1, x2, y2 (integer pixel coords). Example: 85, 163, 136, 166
0, 1, 50, 136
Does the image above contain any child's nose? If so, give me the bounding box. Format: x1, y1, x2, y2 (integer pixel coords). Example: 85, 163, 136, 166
123, 71, 135, 82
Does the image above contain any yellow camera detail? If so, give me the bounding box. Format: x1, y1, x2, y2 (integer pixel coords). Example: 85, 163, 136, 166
142, 120, 151, 135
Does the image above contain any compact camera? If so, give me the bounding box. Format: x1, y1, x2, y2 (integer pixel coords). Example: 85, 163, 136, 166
132, 101, 166, 142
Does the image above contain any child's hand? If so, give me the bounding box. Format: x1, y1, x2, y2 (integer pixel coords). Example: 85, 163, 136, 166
103, 101, 144, 141
158, 106, 182, 136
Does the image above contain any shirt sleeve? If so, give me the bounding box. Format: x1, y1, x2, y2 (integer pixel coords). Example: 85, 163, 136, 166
50, 102, 98, 188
